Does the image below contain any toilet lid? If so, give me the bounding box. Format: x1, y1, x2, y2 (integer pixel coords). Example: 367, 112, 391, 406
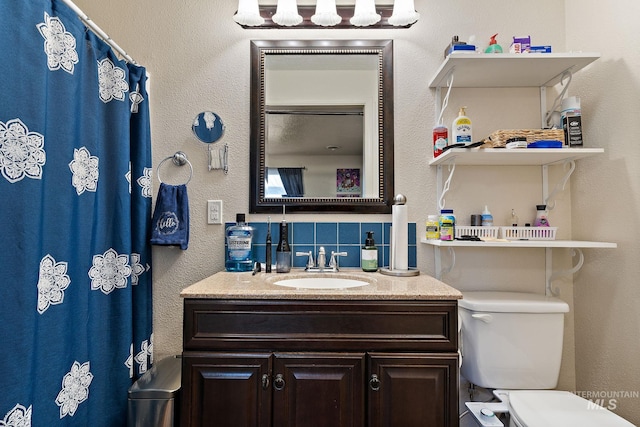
459, 291, 569, 313
509, 391, 635, 427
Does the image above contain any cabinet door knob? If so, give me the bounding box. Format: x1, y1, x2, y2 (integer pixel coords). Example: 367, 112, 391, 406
369, 374, 381, 391
273, 373, 285, 391
262, 373, 270, 390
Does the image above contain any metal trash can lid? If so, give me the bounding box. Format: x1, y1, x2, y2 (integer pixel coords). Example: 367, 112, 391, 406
128, 356, 181, 399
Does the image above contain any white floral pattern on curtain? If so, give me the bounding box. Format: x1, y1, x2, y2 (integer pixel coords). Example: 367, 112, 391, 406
0, 0, 153, 425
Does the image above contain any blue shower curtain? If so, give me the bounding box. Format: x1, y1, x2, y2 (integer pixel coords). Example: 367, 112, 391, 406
0, 0, 153, 425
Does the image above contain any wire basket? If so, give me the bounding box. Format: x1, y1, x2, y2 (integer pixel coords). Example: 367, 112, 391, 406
455, 226, 500, 239
482, 129, 565, 148
501, 226, 557, 240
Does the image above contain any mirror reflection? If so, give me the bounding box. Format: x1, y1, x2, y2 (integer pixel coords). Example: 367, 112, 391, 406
265, 105, 381, 199
192, 111, 224, 143
250, 40, 394, 213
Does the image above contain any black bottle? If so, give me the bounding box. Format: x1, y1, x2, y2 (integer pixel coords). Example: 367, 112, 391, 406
275, 221, 291, 273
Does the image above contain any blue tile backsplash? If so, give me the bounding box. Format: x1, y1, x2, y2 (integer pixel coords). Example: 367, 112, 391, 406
236, 221, 417, 270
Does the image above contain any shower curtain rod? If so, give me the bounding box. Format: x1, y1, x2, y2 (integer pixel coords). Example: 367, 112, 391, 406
60, 0, 137, 65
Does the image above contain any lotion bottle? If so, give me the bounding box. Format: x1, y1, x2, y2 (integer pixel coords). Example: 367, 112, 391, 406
452, 107, 473, 146
361, 231, 378, 272
534, 205, 550, 226
481, 205, 493, 227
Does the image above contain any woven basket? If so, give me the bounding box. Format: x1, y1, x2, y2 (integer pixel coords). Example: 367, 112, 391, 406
482, 129, 565, 148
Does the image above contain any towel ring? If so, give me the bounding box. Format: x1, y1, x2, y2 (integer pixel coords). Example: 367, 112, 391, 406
157, 151, 193, 185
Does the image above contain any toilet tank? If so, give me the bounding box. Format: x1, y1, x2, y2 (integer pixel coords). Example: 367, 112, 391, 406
459, 291, 569, 390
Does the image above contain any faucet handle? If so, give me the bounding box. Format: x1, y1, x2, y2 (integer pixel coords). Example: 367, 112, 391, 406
329, 251, 348, 270
295, 251, 314, 269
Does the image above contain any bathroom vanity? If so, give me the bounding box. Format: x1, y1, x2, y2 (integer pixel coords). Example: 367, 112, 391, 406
180, 271, 462, 427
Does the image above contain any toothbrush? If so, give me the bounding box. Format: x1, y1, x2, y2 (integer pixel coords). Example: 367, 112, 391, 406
265, 216, 272, 273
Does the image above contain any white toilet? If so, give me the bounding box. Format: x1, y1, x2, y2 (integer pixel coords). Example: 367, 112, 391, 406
459, 291, 635, 427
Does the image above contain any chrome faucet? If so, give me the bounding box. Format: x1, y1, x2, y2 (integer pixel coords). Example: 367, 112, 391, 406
316, 247, 327, 270
295, 246, 347, 272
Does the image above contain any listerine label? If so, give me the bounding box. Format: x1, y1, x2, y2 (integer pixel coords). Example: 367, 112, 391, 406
227, 230, 252, 260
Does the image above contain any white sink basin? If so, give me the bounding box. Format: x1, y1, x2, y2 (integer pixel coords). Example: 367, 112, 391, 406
273, 277, 370, 289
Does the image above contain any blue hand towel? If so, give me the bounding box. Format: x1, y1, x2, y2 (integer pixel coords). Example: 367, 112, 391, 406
150, 183, 189, 250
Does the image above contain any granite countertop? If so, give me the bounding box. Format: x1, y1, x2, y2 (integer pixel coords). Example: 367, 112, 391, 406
180, 269, 462, 300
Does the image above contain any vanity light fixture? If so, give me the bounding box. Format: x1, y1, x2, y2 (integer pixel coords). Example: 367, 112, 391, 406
272, 0, 303, 26
233, 0, 265, 26
388, 0, 420, 26
311, 0, 342, 27
350, 0, 381, 27
234, 1, 418, 29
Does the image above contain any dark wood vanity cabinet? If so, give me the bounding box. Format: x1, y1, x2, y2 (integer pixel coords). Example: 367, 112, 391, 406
181, 299, 459, 427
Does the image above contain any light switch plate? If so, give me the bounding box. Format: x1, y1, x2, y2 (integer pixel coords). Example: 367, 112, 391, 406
207, 200, 223, 224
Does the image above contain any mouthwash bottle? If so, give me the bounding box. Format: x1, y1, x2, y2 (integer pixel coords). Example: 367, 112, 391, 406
226, 213, 254, 272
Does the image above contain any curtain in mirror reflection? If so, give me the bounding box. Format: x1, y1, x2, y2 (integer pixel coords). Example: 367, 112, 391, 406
266, 167, 305, 197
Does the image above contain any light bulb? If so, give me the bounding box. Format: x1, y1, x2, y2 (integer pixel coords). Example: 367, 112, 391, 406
233, 0, 265, 26
311, 0, 342, 27
350, 0, 380, 27
388, 0, 420, 26
272, 0, 303, 26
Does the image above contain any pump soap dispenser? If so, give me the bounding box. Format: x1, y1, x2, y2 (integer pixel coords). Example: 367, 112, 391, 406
361, 231, 378, 272
452, 107, 473, 146
484, 34, 503, 53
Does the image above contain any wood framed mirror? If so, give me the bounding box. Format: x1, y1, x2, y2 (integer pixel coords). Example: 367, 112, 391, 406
249, 39, 394, 213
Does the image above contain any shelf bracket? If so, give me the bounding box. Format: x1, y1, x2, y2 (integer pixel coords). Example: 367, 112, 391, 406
540, 86, 547, 129
435, 85, 442, 127
434, 69, 455, 127
546, 248, 585, 296
543, 160, 576, 210
437, 163, 456, 211
434, 246, 456, 280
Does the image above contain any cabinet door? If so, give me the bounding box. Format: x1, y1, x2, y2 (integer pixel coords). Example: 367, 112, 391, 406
272, 352, 365, 427
181, 352, 272, 427
368, 353, 459, 427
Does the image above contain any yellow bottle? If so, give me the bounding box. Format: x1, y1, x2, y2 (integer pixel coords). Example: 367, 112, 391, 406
452, 107, 472, 146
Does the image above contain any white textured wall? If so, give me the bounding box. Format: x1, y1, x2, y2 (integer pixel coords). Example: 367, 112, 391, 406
71, 0, 638, 423
565, 0, 640, 423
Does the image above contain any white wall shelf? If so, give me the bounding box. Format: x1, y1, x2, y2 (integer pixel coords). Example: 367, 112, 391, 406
421, 239, 616, 249
430, 52, 601, 129
430, 147, 604, 167
426, 53, 613, 296
428, 52, 601, 88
